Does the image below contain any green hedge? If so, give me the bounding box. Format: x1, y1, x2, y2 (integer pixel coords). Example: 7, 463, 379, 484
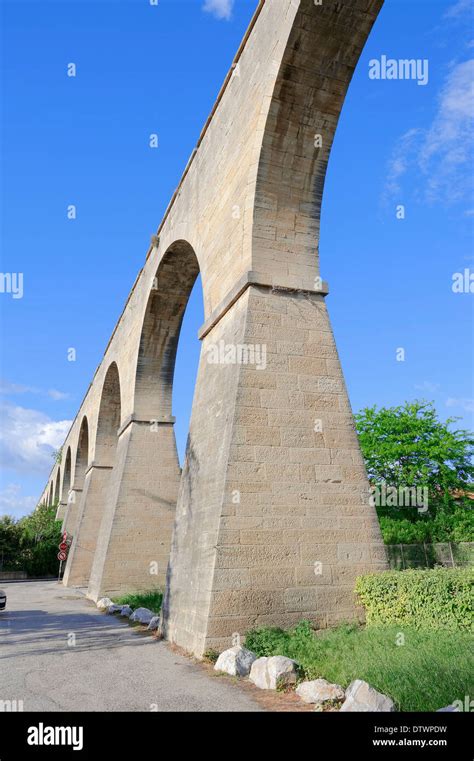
355, 568, 473, 632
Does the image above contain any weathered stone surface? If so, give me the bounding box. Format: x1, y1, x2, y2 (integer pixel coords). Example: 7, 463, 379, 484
96, 598, 112, 611
437, 705, 460, 712
249, 656, 298, 690
120, 605, 133, 618
214, 646, 257, 677
339, 680, 395, 712
296, 679, 344, 705
147, 616, 161, 631
130, 607, 154, 625
40, 0, 387, 659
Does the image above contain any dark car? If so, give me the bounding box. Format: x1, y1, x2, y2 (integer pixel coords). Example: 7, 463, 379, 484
0, 589, 6, 610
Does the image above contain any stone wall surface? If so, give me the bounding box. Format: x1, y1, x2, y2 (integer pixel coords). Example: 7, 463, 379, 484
39, 0, 387, 657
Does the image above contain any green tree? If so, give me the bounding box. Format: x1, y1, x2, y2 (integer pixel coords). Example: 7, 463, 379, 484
0, 515, 23, 571
355, 401, 474, 544
18, 503, 62, 576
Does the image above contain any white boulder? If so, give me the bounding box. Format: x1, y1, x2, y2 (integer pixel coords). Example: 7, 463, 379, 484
296, 678, 345, 705
130, 607, 154, 625
106, 604, 123, 615
96, 597, 113, 611
249, 656, 298, 690
339, 680, 395, 712
214, 646, 257, 677
147, 615, 161, 631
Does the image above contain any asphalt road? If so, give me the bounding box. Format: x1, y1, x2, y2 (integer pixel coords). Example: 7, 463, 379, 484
0, 580, 262, 712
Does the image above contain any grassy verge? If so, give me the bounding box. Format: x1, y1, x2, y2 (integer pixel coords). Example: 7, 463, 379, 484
244, 620, 473, 712
112, 589, 163, 614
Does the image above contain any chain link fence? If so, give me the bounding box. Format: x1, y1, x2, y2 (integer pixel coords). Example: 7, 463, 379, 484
387, 542, 474, 570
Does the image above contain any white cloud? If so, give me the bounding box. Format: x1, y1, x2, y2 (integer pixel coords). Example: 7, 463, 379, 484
414, 381, 441, 393
444, 0, 472, 19
385, 128, 423, 198
419, 59, 474, 203
446, 397, 474, 412
47, 389, 70, 401
385, 59, 474, 206
0, 402, 71, 474
0, 483, 37, 518
0, 380, 37, 395
202, 0, 234, 21
0, 378, 69, 401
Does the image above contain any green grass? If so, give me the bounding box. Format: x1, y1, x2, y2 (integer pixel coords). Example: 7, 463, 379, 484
112, 589, 163, 614
244, 620, 474, 712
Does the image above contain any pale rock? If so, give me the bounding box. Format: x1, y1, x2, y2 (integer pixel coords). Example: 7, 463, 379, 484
249, 655, 298, 690
296, 678, 344, 704
96, 597, 113, 611
147, 615, 161, 631
214, 646, 257, 677
130, 607, 154, 625
106, 604, 123, 615
339, 680, 395, 712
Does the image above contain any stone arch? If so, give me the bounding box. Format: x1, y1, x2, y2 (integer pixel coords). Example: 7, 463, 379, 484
57, 447, 72, 522
61, 447, 72, 502
135, 240, 200, 420
53, 468, 61, 505
74, 416, 89, 489
63, 364, 122, 587
252, 0, 382, 288
63, 416, 89, 535
86, 244, 199, 599
95, 362, 122, 463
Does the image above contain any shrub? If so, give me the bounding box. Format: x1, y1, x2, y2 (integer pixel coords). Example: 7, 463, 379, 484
355, 568, 473, 632
113, 589, 163, 613
245, 619, 313, 658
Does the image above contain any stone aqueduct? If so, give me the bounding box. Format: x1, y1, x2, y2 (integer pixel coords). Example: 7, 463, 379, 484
40, 0, 387, 658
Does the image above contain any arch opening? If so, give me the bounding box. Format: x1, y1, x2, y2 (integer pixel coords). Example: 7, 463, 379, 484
61, 447, 72, 504
63, 363, 122, 588
53, 468, 61, 506
96, 362, 121, 466
73, 416, 89, 491
135, 240, 201, 427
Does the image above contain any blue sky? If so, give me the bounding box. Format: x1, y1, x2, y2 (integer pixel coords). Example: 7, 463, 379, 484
0, 0, 473, 517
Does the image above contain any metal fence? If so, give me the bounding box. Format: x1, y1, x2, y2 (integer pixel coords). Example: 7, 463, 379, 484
387, 542, 474, 570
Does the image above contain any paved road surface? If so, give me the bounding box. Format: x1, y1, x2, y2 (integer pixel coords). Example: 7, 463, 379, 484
0, 581, 262, 712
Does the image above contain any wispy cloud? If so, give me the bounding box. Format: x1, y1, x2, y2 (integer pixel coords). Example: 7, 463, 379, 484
47, 389, 69, 401
444, 0, 472, 20
384, 59, 474, 207
0, 380, 37, 395
0, 378, 69, 401
414, 381, 441, 393
420, 59, 474, 203
385, 128, 423, 199
202, 0, 234, 21
446, 397, 474, 413
0, 402, 71, 474
0, 483, 37, 518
